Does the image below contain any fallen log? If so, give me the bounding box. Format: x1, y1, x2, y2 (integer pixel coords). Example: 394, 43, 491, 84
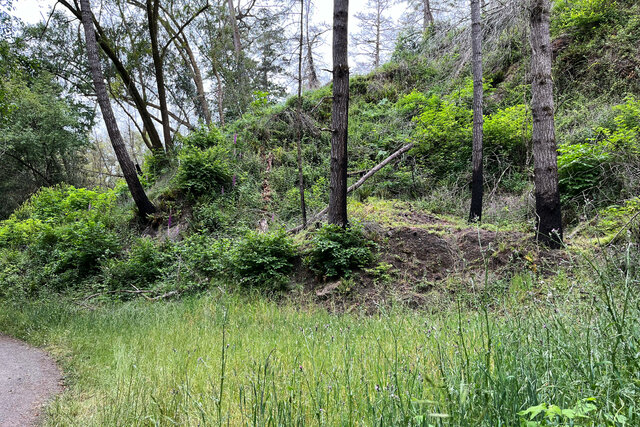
288, 142, 415, 233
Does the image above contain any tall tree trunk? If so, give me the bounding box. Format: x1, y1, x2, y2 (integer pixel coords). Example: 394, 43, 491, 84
328, 0, 349, 227
423, 0, 434, 32
213, 63, 225, 126
297, 0, 307, 228
227, 0, 242, 59
147, 0, 173, 152
79, 0, 155, 218
530, 0, 562, 247
304, 0, 320, 89
160, 14, 212, 125
469, 0, 484, 222
58, 0, 165, 152
184, 41, 212, 126
375, 3, 381, 69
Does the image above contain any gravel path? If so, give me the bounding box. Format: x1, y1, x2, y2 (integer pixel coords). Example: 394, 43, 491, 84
0, 335, 62, 427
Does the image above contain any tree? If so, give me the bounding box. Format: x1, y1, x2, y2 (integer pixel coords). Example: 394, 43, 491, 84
401, 0, 434, 34
469, 0, 483, 222
530, 0, 562, 247
79, 0, 156, 218
351, 0, 395, 70
0, 73, 92, 218
328, 0, 349, 227
303, 0, 328, 89
296, 0, 307, 228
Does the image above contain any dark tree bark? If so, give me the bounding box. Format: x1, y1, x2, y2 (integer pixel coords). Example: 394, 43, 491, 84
469, 0, 484, 222
58, 0, 165, 152
79, 0, 156, 218
530, 0, 562, 247
423, 0, 433, 31
146, 0, 173, 152
297, 0, 307, 228
328, 0, 349, 227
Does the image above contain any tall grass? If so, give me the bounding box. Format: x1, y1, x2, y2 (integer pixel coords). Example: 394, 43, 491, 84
0, 249, 638, 426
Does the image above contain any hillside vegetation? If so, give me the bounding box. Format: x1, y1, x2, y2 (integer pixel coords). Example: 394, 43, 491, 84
1, 0, 639, 425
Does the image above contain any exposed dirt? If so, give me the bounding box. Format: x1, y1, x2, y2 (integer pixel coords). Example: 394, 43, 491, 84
0, 335, 62, 427
307, 205, 570, 312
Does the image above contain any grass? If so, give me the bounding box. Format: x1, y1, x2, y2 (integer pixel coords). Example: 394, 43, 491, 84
1, 249, 638, 426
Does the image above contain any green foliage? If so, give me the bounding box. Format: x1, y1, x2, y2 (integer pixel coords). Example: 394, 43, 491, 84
558, 97, 640, 205
0, 72, 92, 218
101, 238, 172, 291
306, 224, 375, 278
411, 94, 472, 176
229, 230, 297, 290
552, 0, 617, 36
176, 234, 231, 279
592, 198, 640, 241
176, 145, 232, 197
0, 185, 125, 293
518, 398, 598, 426
178, 125, 226, 149
484, 104, 531, 166
558, 143, 611, 202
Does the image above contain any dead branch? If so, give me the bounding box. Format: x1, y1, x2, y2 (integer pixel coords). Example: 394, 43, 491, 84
288, 142, 414, 233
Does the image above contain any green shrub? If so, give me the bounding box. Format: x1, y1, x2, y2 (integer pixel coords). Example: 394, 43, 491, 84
9, 185, 117, 225
178, 125, 226, 149
553, 0, 617, 35
101, 238, 171, 291
176, 145, 232, 197
411, 94, 472, 176
306, 224, 375, 278
558, 142, 611, 202
0, 185, 126, 292
177, 234, 231, 279
558, 97, 640, 205
483, 104, 531, 168
230, 230, 297, 290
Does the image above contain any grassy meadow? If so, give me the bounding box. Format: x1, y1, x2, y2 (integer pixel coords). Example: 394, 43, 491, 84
1, 250, 638, 426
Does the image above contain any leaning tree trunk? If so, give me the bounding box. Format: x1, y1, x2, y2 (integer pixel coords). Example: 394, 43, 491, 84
79, 0, 156, 218
469, 0, 484, 222
328, 0, 349, 227
57, 0, 165, 152
530, 0, 562, 247
147, 0, 173, 152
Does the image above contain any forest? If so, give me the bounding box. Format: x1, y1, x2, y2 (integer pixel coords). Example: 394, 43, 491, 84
0, 0, 639, 425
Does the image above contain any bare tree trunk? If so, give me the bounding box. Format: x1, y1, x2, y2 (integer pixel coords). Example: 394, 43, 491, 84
469, 0, 484, 222
79, 0, 155, 218
375, 2, 381, 69
297, 0, 308, 228
182, 36, 212, 126
160, 13, 212, 125
328, 0, 349, 227
304, 1, 320, 89
146, 0, 172, 152
227, 0, 242, 59
213, 64, 225, 126
423, 0, 434, 31
530, 0, 562, 247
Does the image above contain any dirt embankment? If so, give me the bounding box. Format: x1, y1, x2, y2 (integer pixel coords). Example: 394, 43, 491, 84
308, 204, 568, 311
